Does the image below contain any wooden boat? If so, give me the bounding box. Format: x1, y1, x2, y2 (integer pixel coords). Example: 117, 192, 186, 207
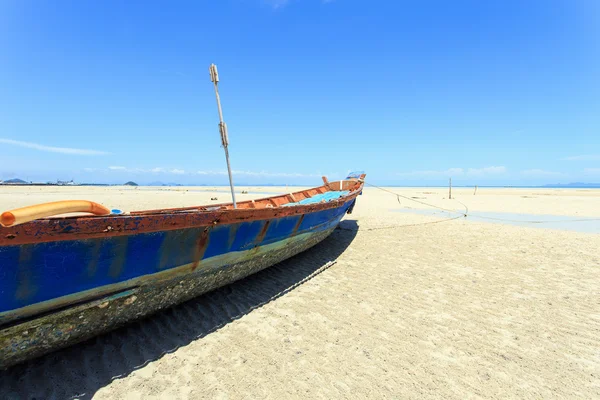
0, 173, 365, 368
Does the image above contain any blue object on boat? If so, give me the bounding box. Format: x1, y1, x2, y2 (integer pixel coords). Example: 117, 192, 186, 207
283, 190, 349, 206
346, 171, 365, 179
111, 209, 123, 215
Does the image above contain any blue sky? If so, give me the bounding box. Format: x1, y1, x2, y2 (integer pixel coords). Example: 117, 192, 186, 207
1, 0, 598, 186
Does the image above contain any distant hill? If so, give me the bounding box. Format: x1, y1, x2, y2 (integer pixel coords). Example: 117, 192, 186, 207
146, 181, 182, 186
3, 178, 27, 184
542, 182, 600, 188
124, 181, 138, 186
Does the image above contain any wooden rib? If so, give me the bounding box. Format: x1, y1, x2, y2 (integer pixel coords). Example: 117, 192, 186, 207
130, 179, 359, 215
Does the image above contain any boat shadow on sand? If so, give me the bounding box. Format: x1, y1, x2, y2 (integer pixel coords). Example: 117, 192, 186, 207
1, 220, 359, 399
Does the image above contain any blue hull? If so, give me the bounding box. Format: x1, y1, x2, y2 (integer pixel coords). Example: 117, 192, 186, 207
0, 198, 356, 368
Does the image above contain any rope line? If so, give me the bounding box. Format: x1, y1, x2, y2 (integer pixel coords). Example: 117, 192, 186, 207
337, 214, 463, 231
363, 181, 600, 225
364, 181, 467, 216
466, 214, 600, 224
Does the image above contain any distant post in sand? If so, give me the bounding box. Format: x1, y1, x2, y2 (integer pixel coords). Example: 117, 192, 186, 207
449, 178, 452, 199
209, 63, 237, 208
474, 185, 478, 195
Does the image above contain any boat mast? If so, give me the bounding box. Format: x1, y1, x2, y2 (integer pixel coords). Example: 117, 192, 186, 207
209, 63, 237, 208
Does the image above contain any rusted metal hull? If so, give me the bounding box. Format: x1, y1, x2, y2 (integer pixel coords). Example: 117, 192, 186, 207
0, 176, 365, 369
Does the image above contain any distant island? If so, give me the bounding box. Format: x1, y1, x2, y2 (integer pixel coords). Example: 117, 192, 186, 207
147, 181, 183, 186
0, 178, 80, 186
2, 178, 28, 184
542, 182, 600, 188
124, 181, 138, 186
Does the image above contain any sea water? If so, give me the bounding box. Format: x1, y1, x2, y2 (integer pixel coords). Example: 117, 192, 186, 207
392, 209, 600, 234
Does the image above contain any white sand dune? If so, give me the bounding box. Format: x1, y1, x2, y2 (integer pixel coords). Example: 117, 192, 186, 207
0, 186, 598, 398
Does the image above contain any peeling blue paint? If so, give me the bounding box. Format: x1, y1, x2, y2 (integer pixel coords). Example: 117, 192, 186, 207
0, 200, 353, 315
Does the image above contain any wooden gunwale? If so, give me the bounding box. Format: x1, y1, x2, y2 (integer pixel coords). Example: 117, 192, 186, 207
131, 179, 362, 214
0, 179, 363, 246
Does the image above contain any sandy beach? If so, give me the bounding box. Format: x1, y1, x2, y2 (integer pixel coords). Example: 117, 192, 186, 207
1, 186, 599, 398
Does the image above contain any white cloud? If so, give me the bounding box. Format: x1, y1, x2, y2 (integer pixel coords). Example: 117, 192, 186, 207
521, 169, 567, 178
196, 170, 320, 178
445, 168, 464, 175
561, 154, 600, 161
396, 166, 506, 178
0, 138, 110, 155
105, 166, 182, 174
264, 0, 291, 9
466, 166, 506, 176
88, 167, 318, 178
396, 168, 463, 178
233, 170, 318, 177
584, 168, 600, 175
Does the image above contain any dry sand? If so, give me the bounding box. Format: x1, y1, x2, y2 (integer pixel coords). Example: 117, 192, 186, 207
0, 186, 599, 399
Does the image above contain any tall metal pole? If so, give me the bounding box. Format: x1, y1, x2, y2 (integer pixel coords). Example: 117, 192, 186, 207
209, 63, 237, 208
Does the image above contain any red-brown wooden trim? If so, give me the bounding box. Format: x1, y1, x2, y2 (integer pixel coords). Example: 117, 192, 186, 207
0, 180, 364, 246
